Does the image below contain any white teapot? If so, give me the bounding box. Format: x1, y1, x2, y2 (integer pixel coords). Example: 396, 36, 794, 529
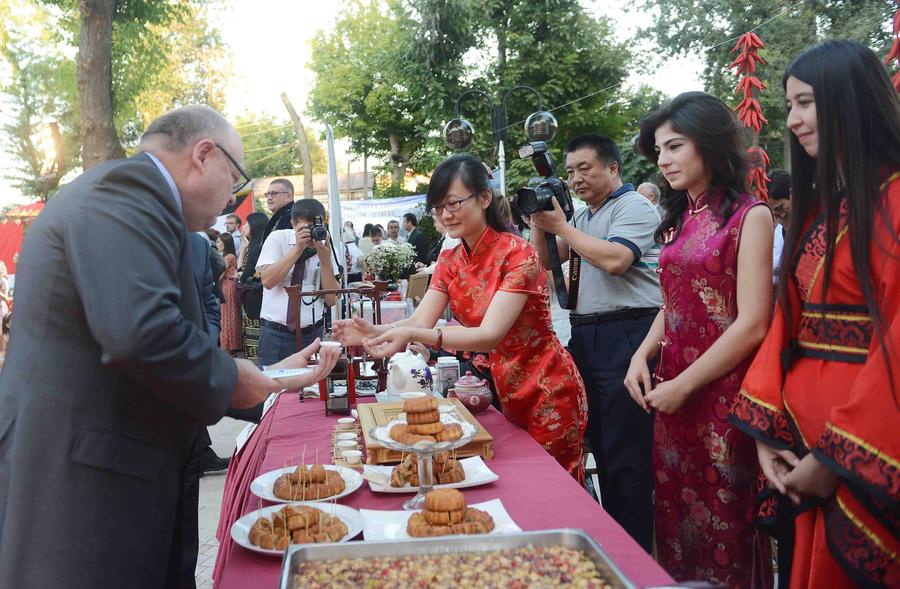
383, 350, 433, 400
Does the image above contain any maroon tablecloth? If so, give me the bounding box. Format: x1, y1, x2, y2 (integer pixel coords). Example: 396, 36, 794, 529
213, 395, 673, 588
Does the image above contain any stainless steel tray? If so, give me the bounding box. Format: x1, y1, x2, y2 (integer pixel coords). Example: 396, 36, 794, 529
279, 528, 637, 589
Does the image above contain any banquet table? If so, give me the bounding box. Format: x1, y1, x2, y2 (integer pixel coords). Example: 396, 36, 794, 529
213, 394, 674, 588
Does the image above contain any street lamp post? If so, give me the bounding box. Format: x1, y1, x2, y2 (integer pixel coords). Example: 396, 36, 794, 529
443, 86, 558, 197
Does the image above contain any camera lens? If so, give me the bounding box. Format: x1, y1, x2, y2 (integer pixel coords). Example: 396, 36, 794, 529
309, 225, 328, 241
515, 186, 554, 215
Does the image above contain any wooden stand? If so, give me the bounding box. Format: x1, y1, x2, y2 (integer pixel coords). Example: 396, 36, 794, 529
286, 281, 391, 415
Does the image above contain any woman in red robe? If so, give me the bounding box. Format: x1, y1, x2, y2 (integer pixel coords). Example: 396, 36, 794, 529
730, 40, 900, 588
333, 155, 587, 479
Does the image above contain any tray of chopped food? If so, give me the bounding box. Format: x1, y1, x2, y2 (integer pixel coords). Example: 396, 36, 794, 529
279, 528, 636, 589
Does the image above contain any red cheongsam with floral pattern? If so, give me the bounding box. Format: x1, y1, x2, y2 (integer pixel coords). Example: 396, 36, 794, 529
430, 227, 588, 480
655, 192, 770, 588
732, 172, 900, 589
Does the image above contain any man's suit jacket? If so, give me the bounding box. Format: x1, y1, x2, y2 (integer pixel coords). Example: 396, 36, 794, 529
190, 233, 221, 344
0, 154, 238, 588
407, 227, 429, 265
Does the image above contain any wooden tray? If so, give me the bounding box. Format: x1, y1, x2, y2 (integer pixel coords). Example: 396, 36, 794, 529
358, 398, 494, 464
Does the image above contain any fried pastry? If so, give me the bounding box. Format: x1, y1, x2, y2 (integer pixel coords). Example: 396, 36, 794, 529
406, 409, 440, 424
424, 489, 466, 512
403, 396, 439, 413
435, 423, 463, 442
408, 421, 444, 436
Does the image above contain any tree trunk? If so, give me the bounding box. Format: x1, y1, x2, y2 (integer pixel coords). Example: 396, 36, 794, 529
363, 150, 368, 198
388, 133, 406, 186
77, 0, 124, 169
281, 93, 315, 198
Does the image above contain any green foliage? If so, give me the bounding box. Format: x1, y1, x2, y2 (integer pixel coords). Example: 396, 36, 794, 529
644, 0, 894, 169
308, 0, 475, 185
0, 1, 79, 198
235, 113, 327, 178
32, 0, 228, 148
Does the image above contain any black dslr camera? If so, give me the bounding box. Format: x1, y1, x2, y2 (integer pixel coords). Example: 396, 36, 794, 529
513, 141, 580, 310
513, 141, 575, 221
306, 216, 328, 241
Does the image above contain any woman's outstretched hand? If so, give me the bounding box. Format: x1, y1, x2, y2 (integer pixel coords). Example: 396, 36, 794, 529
362, 327, 412, 359
332, 317, 377, 346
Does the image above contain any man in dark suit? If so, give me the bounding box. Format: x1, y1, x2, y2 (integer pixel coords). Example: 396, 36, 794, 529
403, 212, 429, 265
0, 105, 339, 589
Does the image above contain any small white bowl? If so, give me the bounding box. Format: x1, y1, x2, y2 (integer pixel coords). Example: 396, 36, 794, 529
336, 432, 357, 441
341, 450, 363, 465
336, 439, 358, 451
320, 341, 342, 349
336, 417, 356, 430
399, 392, 426, 400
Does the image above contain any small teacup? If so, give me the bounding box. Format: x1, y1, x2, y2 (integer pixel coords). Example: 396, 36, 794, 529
336, 432, 357, 442
341, 450, 363, 465
336, 417, 356, 430
336, 439, 359, 451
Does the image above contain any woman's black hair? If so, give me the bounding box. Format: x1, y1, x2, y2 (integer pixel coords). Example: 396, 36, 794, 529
240, 211, 269, 282
362, 223, 373, 237
637, 91, 749, 244
217, 232, 236, 257
780, 40, 900, 403
426, 154, 509, 237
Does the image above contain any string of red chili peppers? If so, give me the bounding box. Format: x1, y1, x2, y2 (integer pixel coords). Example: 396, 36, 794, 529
730, 32, 770, 202
883, 6, 900, 91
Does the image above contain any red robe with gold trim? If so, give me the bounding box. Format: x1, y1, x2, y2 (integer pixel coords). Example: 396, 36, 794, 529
731, 174, 900, 588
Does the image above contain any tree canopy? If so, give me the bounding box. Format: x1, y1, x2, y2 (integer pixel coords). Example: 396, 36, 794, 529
645, 0, 894, 168
235, 113, 327, 179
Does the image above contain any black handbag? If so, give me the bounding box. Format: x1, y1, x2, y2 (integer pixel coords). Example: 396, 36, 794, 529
238, 277, 263, 320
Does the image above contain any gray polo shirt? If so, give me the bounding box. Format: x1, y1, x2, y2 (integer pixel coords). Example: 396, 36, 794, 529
570, 183, 662, 315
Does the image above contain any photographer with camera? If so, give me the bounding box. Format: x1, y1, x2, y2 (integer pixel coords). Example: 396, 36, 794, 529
256, 199, 340, 375
526, 134, 661, 553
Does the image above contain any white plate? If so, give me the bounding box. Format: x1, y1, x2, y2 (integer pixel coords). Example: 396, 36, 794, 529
231, 502, 363, 556
250, 465, 363, 504
364, 456, 499, 493
359, 498, 520, 541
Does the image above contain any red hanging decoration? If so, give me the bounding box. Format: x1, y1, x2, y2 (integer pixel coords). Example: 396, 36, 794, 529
730, 32, 770, 201
883, 7, 900, 91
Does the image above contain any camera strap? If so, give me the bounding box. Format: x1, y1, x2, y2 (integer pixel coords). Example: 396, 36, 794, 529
545, 233, 580, 310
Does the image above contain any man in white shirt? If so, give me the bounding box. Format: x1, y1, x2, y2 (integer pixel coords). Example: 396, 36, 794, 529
256, 199, 340, 368
386, 219, 406, 245
767, 170, 792, 285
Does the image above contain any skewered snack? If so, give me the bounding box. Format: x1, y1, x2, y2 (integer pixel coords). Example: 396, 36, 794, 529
390, 453, 465, 487
249, 505, 349, 550
290, 545, 618, 589
407, 489, 494, 538
273, 465, 346, 501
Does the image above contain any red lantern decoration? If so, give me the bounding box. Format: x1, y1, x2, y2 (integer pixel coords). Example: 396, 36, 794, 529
883, 7, 900, 91
730, 32, 770, 201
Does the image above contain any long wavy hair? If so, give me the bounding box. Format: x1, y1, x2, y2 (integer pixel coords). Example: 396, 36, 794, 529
637, 91, 749, 244
426, 154, 509, 236
239, 211, 269, 282
781, 40, 900, 402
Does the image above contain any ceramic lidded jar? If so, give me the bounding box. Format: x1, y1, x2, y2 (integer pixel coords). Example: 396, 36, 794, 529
451, 371, 492, 414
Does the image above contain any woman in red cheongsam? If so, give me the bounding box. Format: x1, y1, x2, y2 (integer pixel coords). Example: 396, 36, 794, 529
333, 155, 587, 480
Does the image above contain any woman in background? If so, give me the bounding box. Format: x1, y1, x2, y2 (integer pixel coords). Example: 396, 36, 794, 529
731, 40, 900, 588
216, 233, 242, 354
626, 91, 774, 587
